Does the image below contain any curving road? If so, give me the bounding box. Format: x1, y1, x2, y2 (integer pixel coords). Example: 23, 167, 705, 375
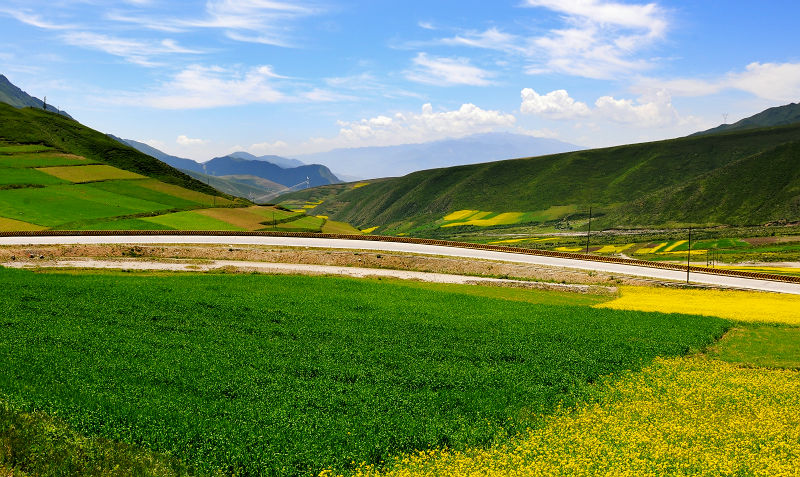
2, 234, 799, 295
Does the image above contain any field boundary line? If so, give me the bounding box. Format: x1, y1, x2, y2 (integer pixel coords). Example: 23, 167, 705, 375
1, 230, 799, 285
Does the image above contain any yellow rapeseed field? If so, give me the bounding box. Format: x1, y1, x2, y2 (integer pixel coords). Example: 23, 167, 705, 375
596, 286, 800, 324
663, 240, 687, 252
443, 210, 478, 221
634, 242, 667, 254
444, 212, 525, 228
594, 244, 634, 254
361, 226, 379, 233
340, 357, 800, 477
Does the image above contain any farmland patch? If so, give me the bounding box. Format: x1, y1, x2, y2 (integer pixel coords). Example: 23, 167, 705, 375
0, 168, 69, 186
37, 165, 146, 183
0, 269, 726, 475
0, 153, 92, 168
142, 211, 243, 231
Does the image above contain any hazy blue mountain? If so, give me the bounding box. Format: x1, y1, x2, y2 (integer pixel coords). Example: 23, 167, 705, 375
117, 137, 205, 173
693, 102, 800, 136
296, 132, 581, 178
0, 74, 72, 118
203, 155, 340, 188
229, 151, 305, 169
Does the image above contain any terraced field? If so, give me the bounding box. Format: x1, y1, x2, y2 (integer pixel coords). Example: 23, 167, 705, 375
0, 140, 358, 233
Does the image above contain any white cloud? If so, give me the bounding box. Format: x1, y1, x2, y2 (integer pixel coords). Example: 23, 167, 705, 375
258, 103, 517, 155
176, 135, 207, 146
433, 0, 670, 80
520, 87, 679, 127
0, 7, 75, 30
406, 53, 495, 86
640, 62, 800, 103
61, 32, 202, 67
108, 0, 320, 47
520, 88, 591, 119
119, 64, 286, 109
249, 140, 290, 156
594, 90, 678, 126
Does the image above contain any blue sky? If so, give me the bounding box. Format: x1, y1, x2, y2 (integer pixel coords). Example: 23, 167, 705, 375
2, 0, 799, 162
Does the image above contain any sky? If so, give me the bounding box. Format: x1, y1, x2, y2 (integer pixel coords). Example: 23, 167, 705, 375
2, 0, 800, 163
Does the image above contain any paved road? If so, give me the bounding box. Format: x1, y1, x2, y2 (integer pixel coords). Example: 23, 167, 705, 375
3, 235, 799, 295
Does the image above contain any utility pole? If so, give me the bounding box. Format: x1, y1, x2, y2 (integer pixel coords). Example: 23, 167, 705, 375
585, 206, 592, 254
42, 96, 47, 111
686, 226, 692, 284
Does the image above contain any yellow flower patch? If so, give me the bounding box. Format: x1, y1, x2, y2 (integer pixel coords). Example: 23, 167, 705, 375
635, 242, 667, 254
595, 244, 634, 254
352, 182, 370, 189
555, 246, 582, 252
443, 210, 478, 221
663, 240, 687, 252
443, 212, 525, 228
361, 226, 379, 234
345, 357, 800, 477
596, 286, 800, 324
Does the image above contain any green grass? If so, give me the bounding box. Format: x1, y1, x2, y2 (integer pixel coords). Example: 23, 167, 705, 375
0, 153, 93, 168
0, 400, 191, 477
0, 168, 69, 186
69, 217, 176, 231
274, 214, 325, 231
710, 325, 800, 369
0, 267, 728, 475
0, 144, 53, 154
0, 184, 176, 226
87, 180, 208, 209
142, 210, 243, 230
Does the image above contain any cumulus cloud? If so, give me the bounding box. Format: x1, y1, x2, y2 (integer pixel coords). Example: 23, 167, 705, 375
253, 103, 517, 155
406, 53, 496, 86
594, 90, 678, 126
521, 87, 679, 127
335, 103, 515, 144
520, 88, 591, 119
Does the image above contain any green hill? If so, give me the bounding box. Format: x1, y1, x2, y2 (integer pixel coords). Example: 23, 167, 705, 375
0, 103, 220, 195
278, 122, 800, 235
693, 102, 800, 136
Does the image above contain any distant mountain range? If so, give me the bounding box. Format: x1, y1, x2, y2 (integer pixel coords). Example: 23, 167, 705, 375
118, 138, 338, 201
0, 74, 72, 118
296, 133, 581, 178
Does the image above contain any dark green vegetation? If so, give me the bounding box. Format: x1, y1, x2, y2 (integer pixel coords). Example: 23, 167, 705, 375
1, 400, 191, 477
0, 103, 222, 196
0, 267, 728, 475
280, 120, 800, 236
710, 325, 800, 369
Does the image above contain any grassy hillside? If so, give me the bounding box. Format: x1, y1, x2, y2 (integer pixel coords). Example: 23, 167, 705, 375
693, 102, 800, 136
279, 123, 800, 234
0, 103, 219, 196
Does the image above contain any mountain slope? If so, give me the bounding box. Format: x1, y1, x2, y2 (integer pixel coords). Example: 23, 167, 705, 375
693, 102, 800, 136
117, 137, 204, 174
0, 74, 72, 118
296, 132, 580, 178
0, 103, 221, 196
279, 122, 800, 232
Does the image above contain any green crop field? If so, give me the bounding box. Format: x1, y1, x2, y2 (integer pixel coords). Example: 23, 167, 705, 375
0, 184, 177, 227
0, 153, 93, 168
37, 164, 146, 183
86, 180, 210, 209
0, 267, 728, 475
0, 167, 69, 186
142, 210, 244, 230
0, 144, 53, 154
